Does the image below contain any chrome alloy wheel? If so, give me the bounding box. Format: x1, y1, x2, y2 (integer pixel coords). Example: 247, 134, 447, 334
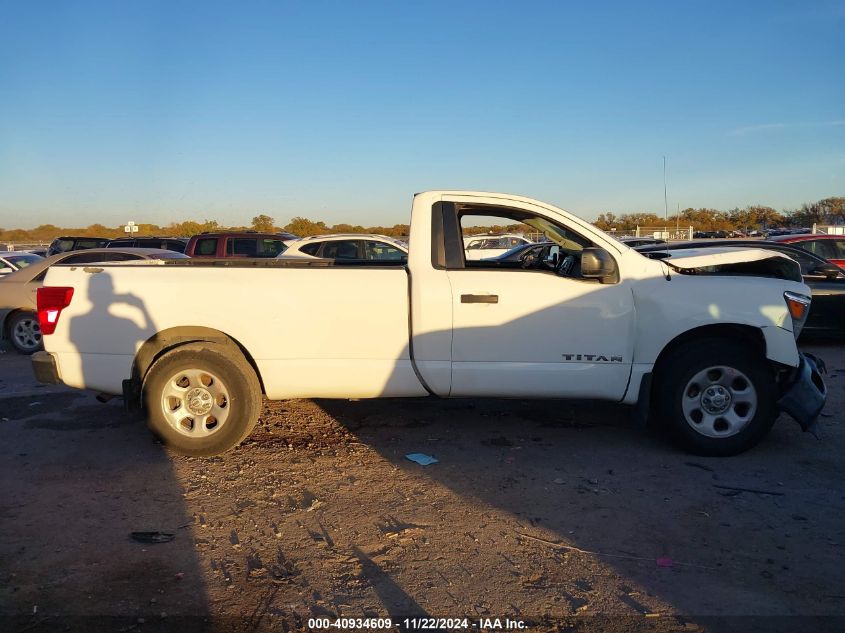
681, 365, 757, 438
12, 316, 42, 352
160, 369, 230, 437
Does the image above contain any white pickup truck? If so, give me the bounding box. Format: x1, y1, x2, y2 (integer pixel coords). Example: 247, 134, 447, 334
32, 191, 826, 457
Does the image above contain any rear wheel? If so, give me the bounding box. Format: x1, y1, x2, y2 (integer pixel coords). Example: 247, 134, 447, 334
654, 339, 777, 456
10, 312, 42, 354
143, 342, 261, 456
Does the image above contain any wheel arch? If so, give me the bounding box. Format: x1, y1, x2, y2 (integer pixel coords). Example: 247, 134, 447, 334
2, 308, 33, 339
652, 324, 767, 379
133, 326, 266, 394
647, 323, 780, 455
631, 324, 768, 418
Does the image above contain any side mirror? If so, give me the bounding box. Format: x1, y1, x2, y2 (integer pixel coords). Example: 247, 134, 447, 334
581, 248, 619, 283
811, 263, 841, 279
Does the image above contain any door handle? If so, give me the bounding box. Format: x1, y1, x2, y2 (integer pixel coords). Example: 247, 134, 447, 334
461, 294, 499, 304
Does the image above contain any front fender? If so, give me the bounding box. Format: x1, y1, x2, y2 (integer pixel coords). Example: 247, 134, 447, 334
760, 325, 800, 367
631, 275, 805, 367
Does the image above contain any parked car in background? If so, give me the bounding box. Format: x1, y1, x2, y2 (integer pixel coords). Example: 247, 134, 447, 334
26, 248, 49, 257
47, 236, 110, 256
617, 236, 667, 248
768, 234, 845, 269
480, 241, 563, 265
763, 228, 812, 238
184, 231, 298, 258
0, 252, 44, 276
280, 234, 407, 261
463, 234, 532, 260
0, 248, 188, 354
636, 239, 845, 338
106, 236, 188, 253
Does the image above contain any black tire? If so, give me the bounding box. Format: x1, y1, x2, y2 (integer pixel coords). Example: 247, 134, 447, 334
653, 339, 778, 456
9, 311, 43, 354
143, 342, 262, 456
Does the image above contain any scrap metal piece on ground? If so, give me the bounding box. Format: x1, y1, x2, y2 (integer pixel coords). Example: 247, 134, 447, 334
130, 531, 175, 544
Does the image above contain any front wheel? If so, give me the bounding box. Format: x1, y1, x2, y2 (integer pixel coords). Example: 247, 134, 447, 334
10, 311, 43, 354
143, 342, 262, 456
653, 340, 778, 456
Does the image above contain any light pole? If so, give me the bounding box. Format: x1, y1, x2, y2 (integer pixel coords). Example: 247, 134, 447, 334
663, 156, 669, 221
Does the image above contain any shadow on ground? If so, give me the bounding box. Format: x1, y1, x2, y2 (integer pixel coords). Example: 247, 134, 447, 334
0, 389, 213, 632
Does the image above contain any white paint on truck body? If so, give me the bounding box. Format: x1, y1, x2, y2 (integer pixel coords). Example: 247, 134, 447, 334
42, 191, 808, 407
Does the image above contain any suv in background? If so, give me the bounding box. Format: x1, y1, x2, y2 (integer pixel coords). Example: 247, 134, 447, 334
281, 234, 407, 261
184, 231, 298, 258
106, 236, 188, 253
47, 236, 110, 256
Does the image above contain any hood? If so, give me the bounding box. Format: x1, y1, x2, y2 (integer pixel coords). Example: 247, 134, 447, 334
652, 247, 802, 282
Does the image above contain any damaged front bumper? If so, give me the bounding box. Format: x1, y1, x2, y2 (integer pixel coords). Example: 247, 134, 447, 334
778, 353, 827, 437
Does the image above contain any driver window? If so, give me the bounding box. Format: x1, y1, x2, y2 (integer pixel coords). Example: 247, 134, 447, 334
458, 206, 593, 274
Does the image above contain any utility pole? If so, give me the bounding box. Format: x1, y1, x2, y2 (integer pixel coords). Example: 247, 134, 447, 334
663, 156, 669, 221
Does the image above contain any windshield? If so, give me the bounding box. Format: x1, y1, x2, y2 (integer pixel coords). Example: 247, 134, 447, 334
522, 216, 590, 252
5, 253, 43, 268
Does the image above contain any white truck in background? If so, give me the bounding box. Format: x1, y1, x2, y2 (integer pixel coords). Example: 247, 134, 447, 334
32, 191, 826, 457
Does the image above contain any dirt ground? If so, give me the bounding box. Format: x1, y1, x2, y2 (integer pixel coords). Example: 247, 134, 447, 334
1, 341, 844, 633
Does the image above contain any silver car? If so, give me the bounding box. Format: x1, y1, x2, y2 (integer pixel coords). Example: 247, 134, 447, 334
0, 251, 44, 276
0, 248, 188, 354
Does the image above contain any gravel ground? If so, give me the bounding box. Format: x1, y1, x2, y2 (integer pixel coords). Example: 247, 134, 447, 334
1, 341, 843, 633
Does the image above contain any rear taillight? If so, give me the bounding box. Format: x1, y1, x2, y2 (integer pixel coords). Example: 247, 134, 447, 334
37, 287, 74, 335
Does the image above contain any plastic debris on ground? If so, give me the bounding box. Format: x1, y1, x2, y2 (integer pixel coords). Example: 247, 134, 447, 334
405, 453, 438, 466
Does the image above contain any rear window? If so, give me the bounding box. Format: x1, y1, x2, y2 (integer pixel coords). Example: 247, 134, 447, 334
300, 243, 321, 256
53, 239, 75, 253
226, 238, 287, 257
194, 238, 218, 256
227, 238, 257, 257
364, 241, 406, 261
6, 254, 42, 268
322, 240, 361, 259
259, 239, 286, 257
798, 240, 837, 260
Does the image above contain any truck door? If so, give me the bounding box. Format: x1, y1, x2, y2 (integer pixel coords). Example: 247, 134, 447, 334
440, 196, 635, 400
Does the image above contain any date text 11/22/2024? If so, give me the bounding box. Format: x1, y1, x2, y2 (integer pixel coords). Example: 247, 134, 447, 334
307, 617, 528, 630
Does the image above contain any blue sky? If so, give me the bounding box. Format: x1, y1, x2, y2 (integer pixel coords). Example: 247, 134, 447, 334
1, 0, 843, 228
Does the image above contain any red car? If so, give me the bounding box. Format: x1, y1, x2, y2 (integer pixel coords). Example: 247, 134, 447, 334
769, 234, 845, 269
184, 231, 298, 258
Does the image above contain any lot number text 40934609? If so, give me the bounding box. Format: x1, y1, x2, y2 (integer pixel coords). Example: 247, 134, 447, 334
307, 617, 527, 630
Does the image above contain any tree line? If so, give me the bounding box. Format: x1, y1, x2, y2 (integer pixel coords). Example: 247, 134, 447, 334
1, 196, 842, 243
0, 214, 413, 244
594, 197, 844, 232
